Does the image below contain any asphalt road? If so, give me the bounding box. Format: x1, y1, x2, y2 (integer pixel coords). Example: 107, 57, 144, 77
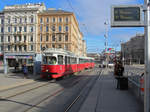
0, 67, 102, 112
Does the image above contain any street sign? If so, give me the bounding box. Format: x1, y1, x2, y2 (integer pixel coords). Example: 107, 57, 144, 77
111, 5, 144, 27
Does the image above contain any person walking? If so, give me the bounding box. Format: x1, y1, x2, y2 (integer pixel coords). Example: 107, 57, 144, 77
23, 63, 28, 78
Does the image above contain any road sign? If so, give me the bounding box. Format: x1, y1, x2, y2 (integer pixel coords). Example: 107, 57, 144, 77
111, 5, 144, 27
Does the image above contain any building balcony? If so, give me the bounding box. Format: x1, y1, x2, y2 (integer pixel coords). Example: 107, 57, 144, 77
13, 31, 22, 35
11, 41, 27, 45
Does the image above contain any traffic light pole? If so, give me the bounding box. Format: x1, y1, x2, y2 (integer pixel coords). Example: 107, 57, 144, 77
144, 0, 150, 112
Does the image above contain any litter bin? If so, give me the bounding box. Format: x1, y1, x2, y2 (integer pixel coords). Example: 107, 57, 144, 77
120, 77, 128, 90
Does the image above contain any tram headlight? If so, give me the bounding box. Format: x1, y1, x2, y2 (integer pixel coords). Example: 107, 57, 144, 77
46, 69, 49, 72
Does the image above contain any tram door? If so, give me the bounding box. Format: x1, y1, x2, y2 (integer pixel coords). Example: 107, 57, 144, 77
58, 55, 64, 74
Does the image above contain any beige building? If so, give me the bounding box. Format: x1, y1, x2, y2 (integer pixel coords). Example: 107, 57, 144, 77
37, 9, 86, 56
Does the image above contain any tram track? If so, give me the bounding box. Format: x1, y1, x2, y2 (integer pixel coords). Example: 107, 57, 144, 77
64, 69, 103, 112
0, 69, 93, 99
22, 69, 96, 112
0, 69, 96, 112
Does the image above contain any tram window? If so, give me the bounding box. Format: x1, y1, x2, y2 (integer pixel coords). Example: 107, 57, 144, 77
79, 58, 83, 64
65, 56, 67, 65
46, 56, 57, 65
58, 55, 63, 65
71, 57, 77, 64
43, 57, 47, 64
68, 57, 70, 64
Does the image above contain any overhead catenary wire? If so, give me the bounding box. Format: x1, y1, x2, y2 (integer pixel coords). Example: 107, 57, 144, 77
65, 0, 89, 34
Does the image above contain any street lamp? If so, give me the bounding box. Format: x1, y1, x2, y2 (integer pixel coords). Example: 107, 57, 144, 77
104, 21, 109, 67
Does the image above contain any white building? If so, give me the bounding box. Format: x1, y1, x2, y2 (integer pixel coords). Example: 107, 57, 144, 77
0, 12, 4, 57
3, 3, 46, 74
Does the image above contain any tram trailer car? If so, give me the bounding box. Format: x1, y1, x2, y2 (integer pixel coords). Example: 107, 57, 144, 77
40, 49, 95, 79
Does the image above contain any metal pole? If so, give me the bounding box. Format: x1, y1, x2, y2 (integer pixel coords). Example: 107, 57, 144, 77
104, 21, 108, 67
4, 54, 7, 74
144, 0, 150, 112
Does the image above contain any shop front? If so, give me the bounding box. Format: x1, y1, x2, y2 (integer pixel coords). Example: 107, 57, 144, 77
4, 53, 35, 74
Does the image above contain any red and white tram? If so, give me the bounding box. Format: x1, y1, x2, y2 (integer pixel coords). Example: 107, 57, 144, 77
40, 48, 95, 79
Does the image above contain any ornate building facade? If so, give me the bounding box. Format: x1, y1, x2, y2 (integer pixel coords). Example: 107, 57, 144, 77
37, 9, 86, 56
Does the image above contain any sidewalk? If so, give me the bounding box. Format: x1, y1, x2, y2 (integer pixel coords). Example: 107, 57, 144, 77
0, 72, 40, 91
79, 70, 143, 112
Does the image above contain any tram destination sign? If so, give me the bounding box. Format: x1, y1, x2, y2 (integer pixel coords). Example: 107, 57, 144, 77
111, 5, 144, 27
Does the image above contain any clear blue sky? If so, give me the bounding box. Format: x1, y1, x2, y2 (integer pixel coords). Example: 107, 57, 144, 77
0, 0, 144, 53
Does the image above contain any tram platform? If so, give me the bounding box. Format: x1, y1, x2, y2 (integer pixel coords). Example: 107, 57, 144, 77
79, 70, 143, 112
0, 72, 40, 91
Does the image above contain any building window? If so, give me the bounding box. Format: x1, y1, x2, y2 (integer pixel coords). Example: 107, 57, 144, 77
31, 17, 34, 23
8, 18, 10, 24
1, 27, 3, 33
46, 44, 48, 49
52, 26, 55, 32
19, 46, 22, 51
14, 36, 16, 42
14, 45, 17, 51
8, 36, 10, 42
53, 17, 55, 23
1, 36, 3, 42
19, 26, 22, 32
15, 18, 17, 23
30, 35, 33, 42
65, 26, 68, 32
65, 44, 68, 50
40, 18, 43, 23
24, 26, 27, 32
59, 35, 62, 41
46, 26, 49, 32
58, 44, 62, 48
40, 35, 42, 42
59, 26, 62, 32
46, 17, 49, 23
52, 35, 55, 41
14, 26, 17, 32
24, 45, 27, 51
52, 44, 55, 48
59, 17, 62, 22
19, 18, 22, 23
40, 25, 42, 32
8, 45, 10, 51
65, 35, 68, 41
1, 19, 4, 24
46, 35, 49, 41
30, 26, 33, 32
40, 45, 42, 50
19, 36, 21, 41
25, 17, 27, 23
0, 46, 2, 51
8, 27, 11, 32
66, 17, 68, 23
24, 35, 26, 42
29, 45, 33, 51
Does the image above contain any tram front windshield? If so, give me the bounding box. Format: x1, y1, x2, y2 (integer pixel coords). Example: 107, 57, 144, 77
43, 56, 57, 65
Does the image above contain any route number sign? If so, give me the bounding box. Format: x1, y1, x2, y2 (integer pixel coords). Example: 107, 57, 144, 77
111, 5, 144, 27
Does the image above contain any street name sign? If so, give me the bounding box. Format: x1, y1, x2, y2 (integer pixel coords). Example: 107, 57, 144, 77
111, 5, 144, 27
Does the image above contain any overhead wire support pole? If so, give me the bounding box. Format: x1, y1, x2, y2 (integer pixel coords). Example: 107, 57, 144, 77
104, 21, 108, 68
144, 0, 150, 112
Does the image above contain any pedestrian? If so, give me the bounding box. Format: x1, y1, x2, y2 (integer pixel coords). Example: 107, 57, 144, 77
23, 63, 28, 78
116, 61, 124, 89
